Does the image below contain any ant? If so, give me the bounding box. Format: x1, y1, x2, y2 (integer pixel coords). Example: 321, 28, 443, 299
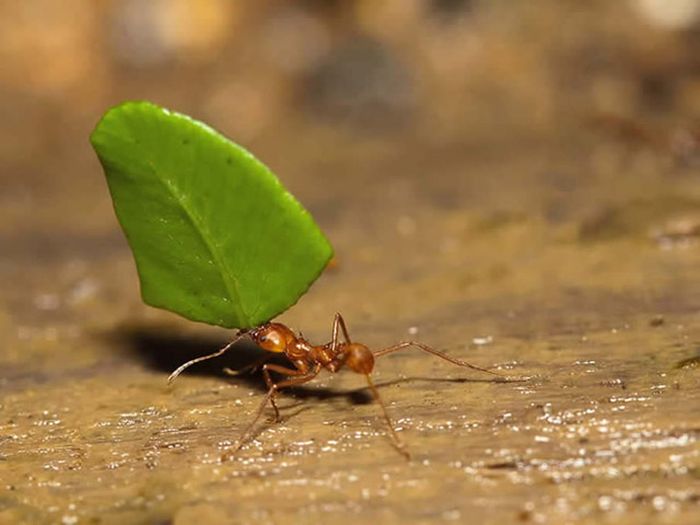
168, 313, 505, 459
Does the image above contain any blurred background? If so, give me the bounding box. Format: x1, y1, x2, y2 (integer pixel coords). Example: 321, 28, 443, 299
2, 0, 699, 204
1, 0, 699, 345
2, 0, 700, 331
2, 0, 700, 337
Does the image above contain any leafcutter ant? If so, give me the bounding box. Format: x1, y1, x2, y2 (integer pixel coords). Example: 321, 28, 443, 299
168, 313, 506, 459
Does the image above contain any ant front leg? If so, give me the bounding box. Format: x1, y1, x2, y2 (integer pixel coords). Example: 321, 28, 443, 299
223, 353, 274, 377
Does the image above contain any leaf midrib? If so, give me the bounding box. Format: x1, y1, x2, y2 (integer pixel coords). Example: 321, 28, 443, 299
158, 172, 247, 324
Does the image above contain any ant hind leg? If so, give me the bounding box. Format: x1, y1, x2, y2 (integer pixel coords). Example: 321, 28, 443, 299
365, 373, 410, 460
330, 312, 352, 353
373, 341, 503, 378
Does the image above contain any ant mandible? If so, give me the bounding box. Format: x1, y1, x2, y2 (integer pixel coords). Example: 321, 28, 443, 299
167, 313, 504, 459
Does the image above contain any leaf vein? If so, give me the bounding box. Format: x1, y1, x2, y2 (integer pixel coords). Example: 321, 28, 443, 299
158, 174, 247, 324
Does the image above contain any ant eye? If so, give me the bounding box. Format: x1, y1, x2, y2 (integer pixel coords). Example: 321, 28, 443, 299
260, 335, 267, 342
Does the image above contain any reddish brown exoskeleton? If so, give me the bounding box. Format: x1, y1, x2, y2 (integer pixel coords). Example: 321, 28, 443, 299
168, 313, 504, 459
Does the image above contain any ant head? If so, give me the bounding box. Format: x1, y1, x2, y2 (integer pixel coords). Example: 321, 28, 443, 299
251, 323, 295, 353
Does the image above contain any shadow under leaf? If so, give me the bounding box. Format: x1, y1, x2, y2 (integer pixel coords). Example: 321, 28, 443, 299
106, 323, 281, 392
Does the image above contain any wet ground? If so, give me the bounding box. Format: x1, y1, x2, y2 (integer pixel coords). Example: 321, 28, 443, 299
2, 1, 700, 522
1, 115, 700, 524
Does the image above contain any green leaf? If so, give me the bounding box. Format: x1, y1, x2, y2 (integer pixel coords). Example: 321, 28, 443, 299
90, 101, 333, 329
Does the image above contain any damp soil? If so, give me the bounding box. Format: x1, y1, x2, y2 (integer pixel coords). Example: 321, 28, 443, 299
1, 125, 699, 525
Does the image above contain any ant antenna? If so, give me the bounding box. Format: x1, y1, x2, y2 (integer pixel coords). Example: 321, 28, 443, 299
167, 330, 248, 384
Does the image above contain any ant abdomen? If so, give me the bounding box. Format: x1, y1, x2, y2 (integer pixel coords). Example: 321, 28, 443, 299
344, 343, 375, 374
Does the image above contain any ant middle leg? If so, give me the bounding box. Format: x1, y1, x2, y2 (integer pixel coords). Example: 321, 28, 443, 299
373, 341, 503, 377
261, 363, 311, 421
227, 365, 321, 457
